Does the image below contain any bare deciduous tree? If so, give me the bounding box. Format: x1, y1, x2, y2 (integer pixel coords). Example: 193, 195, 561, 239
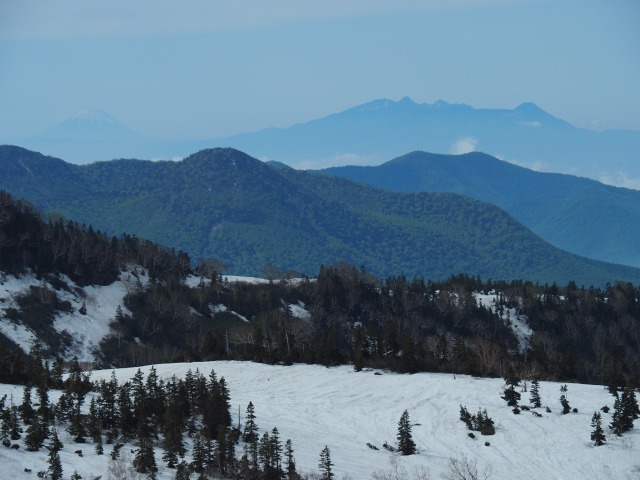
441, 455, 491, 480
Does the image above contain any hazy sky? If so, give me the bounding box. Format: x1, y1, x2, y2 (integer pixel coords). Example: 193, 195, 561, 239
1, 0, 638, 141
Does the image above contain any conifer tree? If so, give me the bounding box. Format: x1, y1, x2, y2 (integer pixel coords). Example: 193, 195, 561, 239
271, 427, 283, 478
353, 324, 365, 372
47, 428, 63, 480
36, 376, 50, 423
243, 401, 259, 443
560, 394, 571, 415
163, 386, 185, 468
258, 431, 272, 475
530, 378, 542, 408
9, 404, 21, 440
285, 439, 297, 480
20, 383, 35, 425
68, 391, 87, 443
117, 382, 135, 442
590, 412, 605, 446
191, 431, 206, 474
88, 397, 102, 453
50, 358, 64, 389
502, 373, 521, 407
134, 403, 158, 477
396, 410, 416, 455
318, 445, 334, 480
459, 405, 473, 430
175, 459, 191, 480
622, 385, 639, 423
24, 415, 46, 451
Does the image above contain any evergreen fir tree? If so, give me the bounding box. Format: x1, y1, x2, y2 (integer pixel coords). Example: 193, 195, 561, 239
270, 427, 283, 478
20, 383, 35, 425
353, 324, 365, 372
175, 459, 192, 480
318, 445, 334, 480
36, 376, 50, 423
590, 412, 606, 446
459, 405, 472, 430
134, 404, 158, 477
24, 415, 46, 451
530, 378, 542, 408
47, 429, 63, 480
117, 382, 135, 442
69, 391, 87, 443
163, 388, 185, 468
396, 410, 416, 455
477, 409, 496, 436
285, 439, 297, 480
50, 358, 64, 389
9, 404, 21, 440
622, 385, 639, 423
95, 435, 104, 455
243, 401, 259, 443
258, 431, 272, 475
502, 373, 521, 407
191, 431, 206, 474
88, 397, 103, 454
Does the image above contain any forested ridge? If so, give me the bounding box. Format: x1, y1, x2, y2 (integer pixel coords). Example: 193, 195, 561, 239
2, 145, 640, 286
318, 150, 640, 268
1, 190, 639, 389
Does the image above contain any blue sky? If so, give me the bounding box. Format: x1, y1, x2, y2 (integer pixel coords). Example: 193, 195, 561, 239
0, 0, 638, 142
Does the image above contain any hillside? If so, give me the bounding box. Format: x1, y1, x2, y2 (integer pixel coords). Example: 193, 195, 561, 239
2, 146, 640, 286
318, 151, 640, 267
0, 362, 638, 479
2, 190, 640, 389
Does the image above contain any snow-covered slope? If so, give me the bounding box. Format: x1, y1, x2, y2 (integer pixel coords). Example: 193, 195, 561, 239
0, 268, 148, 361
2, 362, 637, 479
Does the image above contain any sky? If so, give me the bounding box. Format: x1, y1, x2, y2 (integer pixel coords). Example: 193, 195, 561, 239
0, 0, 638, 142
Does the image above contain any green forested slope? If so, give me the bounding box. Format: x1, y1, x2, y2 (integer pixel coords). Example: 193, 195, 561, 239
1, 145, 639, 285
319, 151, 640, 267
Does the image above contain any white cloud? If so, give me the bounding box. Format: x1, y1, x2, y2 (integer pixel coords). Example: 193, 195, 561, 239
597, 171, 640, 190
517, 121, 542, 127
449, 137, 477, 155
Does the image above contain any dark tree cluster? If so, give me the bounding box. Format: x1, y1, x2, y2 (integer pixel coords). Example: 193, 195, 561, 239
459, 405, 496, 436
0, 360, 308, 479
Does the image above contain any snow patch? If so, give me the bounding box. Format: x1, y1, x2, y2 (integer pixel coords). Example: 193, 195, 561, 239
210, 303, 249, 322
475, 291, 533, 352
287, 301, 311, 320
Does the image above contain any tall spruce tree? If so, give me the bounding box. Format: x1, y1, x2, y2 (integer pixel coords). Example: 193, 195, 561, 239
285, 439, 297, 480
318, 445, 334, 480
530, 378, 542, 408
243, 401, 259, 443
271, 427, 284, 479
47, 428, 63, 480
590, 412, 606, 446
397, 410, 416, 455
20, 383, 35, 425
622, 386, 639, 423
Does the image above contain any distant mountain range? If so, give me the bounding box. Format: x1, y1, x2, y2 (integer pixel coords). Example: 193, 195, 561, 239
12, 98, 640, 186
1, 145, 640, 286
318, 151, 640, 268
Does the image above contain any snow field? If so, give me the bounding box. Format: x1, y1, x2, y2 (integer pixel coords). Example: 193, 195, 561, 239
81, 361, 639, 480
